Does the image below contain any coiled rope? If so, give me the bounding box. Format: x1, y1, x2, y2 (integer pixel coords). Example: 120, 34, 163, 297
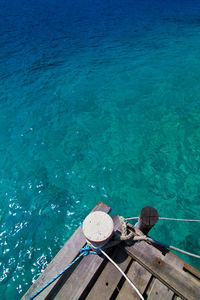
29, 215, 199, 299
122, 216, 200, 259
118, 216, 134, 240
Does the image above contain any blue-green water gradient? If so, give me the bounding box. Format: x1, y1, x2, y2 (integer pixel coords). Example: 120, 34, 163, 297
0, 0, 200, 298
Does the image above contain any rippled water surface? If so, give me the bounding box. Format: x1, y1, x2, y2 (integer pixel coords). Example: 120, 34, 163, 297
0, 0, 200, 298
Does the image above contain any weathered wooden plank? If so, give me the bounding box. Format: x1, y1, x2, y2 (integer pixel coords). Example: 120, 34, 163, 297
116, 261, 152, 300
147, 279, 174, 300
53, 250, 105, 299
183, 260, 200, 280
22, 202, 110, 300
85, 247, 131, 300
165, 249, 200, 281
164, 252, 183, 268
123, 241, 200, 300
52, 214, 122, 300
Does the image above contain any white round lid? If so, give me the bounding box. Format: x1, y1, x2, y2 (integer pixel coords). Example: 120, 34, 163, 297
82, 211, 114, 243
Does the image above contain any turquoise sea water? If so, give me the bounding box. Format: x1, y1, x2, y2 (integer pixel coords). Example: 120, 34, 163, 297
0, 0, 200, 298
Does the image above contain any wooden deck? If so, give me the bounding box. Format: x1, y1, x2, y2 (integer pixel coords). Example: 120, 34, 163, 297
22, 202, 200, 300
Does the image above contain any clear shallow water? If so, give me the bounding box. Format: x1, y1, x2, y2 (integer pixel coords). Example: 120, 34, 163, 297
0, 0, 200, 298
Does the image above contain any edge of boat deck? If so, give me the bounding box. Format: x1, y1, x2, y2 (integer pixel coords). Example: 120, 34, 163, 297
22, 202, 200, 300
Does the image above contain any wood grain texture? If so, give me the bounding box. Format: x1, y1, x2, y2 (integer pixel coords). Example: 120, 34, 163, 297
53, 250, 105, 300
116, 261, 152, 300
22, 202, 110, 300
52, 214, 122, 300
123, 241, 200, 300
147, 279, 174, 300
165, 249, 200, 281
22, 203, 200, 300
136, 206, 159, 235
86, 247, 131, 300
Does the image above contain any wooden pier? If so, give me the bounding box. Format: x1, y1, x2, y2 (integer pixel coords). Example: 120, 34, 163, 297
23, 202, 200, 300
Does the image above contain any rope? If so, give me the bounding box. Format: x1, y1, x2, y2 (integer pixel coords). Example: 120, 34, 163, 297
100, 249, 144, 300
29, 216, 199, 300
132, 235, 200, 259
159, 217, 200, 222
125, 217, 139, 221
29, 245, 97, 300
125, 217, 200, 222
156, 241, 200, 259
119, 216, 134, 240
